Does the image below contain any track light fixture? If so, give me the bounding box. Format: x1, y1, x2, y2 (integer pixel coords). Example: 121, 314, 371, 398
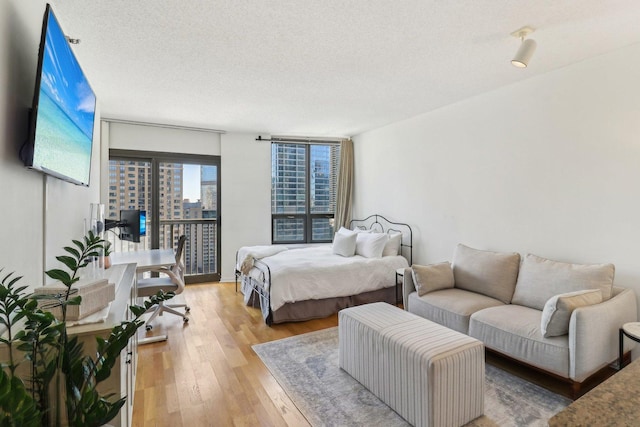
511, 26, 536, 68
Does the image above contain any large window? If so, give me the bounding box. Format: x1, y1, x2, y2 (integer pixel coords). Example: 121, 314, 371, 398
108, 150, 221, 283
271, 142, 341, 243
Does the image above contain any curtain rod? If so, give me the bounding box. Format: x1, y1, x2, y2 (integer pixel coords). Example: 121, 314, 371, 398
103, 117, 226, 134
255, 135, 344, 144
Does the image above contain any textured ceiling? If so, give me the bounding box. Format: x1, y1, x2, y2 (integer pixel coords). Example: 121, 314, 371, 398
49, 0, 640, 137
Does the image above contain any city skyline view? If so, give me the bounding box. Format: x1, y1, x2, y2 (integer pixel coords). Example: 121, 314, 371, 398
107, 159, 219, 279
271, 142, 340, 242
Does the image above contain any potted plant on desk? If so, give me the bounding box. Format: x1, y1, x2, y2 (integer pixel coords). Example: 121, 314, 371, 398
0, 231, 172, 426
102, 240, 112, 269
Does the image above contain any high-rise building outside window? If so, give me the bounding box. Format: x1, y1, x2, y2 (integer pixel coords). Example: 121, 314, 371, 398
271, 142, 340, 243
107, 152, 221, 282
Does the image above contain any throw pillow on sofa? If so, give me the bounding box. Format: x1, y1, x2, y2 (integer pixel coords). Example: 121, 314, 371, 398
411, 262, 454, 296
511, 254, 614, 311
540, 289, 603, 337
452, 244, 521, 304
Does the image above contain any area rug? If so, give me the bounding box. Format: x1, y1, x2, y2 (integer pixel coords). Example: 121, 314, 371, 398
253, 327, 571, 427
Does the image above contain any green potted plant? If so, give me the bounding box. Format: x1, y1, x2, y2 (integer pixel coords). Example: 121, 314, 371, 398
0, 231, 172, 426
102, 240, 113, 269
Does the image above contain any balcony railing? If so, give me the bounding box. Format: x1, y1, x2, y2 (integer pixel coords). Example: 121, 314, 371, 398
106, 218, 219, 283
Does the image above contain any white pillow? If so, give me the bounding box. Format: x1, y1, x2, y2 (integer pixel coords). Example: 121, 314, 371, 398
337, 226, 355, 235
382, 232, 402, 257
540, 289, 603, 338
332, 231, 357, 257
355, 233, 387, 258
338, 227, 373, 233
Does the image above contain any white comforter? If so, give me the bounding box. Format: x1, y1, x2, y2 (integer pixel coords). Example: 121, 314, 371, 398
237, 245, 289, 274
244, 245, 408, 311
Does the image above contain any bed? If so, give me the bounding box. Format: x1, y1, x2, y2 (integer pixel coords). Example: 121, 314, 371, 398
236, 214, 413, 325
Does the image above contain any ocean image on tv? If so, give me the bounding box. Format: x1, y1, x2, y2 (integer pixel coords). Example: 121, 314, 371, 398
32, 8, 96, 185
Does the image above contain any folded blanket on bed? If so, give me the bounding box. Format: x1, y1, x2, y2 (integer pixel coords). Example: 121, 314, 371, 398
238, 245, 289, 275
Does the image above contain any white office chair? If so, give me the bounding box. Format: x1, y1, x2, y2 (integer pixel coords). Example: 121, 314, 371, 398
137, 235, 190, 330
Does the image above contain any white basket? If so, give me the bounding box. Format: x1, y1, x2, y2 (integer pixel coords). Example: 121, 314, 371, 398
34, 278, 116, 320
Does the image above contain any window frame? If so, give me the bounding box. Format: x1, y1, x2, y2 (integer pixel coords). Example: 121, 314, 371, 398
271, 142, 340, 244
109, 149, 221, 283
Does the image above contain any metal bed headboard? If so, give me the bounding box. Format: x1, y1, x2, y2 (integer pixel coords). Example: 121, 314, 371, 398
348, 214, 413, 265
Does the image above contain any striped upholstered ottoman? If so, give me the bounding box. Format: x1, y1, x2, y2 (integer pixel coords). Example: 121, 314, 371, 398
339, 302, 484, 427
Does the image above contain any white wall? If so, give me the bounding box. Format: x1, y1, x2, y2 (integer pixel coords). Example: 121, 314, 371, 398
0, 0, 101, 289
353, 43, 640, 308
220, 133, 271, 281
107, 121, 221, 155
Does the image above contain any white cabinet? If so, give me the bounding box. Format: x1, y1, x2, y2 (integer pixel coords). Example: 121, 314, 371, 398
67, 263, 138, 427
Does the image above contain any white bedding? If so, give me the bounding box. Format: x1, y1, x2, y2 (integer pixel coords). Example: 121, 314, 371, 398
237, 245, 289, 274
244, 245, 408, 311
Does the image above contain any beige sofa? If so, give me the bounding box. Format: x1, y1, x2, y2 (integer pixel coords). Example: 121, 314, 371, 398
403, 244, 637, 396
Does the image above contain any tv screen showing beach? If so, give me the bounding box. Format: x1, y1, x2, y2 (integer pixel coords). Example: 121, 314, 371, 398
31, 7, 96, 186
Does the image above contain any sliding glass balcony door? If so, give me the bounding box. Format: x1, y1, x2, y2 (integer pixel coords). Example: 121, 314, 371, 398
108, 150, 221, 283
158, 161, 219, 281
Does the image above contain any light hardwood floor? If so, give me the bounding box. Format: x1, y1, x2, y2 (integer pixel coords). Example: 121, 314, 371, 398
131, 282, 611, 426
132, 282, 337, 427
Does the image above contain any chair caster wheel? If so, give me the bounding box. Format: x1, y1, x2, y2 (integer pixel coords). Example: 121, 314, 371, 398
145, 324, 153, 331
183, 317, 189, 323
185, 306, 191, 312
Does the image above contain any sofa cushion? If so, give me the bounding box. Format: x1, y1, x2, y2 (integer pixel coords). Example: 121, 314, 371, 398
469, 305, 570, 378
452, 244, 521, 304
511, 254, 615, 311
407, 288, 504, 334
411, 262, 454, 296
540, 289, 603, 338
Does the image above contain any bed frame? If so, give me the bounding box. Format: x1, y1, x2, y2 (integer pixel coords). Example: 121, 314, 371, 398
236, 214, 412, 325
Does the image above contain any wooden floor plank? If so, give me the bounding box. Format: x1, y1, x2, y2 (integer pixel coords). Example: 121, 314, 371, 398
131, 281, 619, 425
132, 282, 334, 426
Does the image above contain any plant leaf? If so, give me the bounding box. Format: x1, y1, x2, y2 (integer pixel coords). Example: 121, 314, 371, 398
56, 255, 78, 271
64, 246, 81, 259
45, 269, 71, 284
72, 238, 85, 249
67, 296, 82, 306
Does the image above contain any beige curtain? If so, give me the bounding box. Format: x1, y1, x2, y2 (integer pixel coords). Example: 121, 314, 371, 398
335, 138, 354, 230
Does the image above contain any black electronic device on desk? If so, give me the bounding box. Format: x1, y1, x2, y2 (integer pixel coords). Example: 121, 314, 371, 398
105, 209, 146, 243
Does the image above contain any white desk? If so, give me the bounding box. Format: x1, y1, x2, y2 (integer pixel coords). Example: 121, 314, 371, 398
111, 249, 177, 344
67, 263, 138, 427
111, 249, 176, 273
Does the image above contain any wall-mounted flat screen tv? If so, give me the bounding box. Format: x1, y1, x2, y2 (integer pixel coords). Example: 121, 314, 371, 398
21, 4, 97, 187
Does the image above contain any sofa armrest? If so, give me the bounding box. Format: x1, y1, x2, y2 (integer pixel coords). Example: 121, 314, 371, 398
569, 287, 637, 382
402, 267, 415, 310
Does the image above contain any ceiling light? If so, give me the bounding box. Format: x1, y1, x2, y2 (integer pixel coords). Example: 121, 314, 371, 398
511, 26, 536, 68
